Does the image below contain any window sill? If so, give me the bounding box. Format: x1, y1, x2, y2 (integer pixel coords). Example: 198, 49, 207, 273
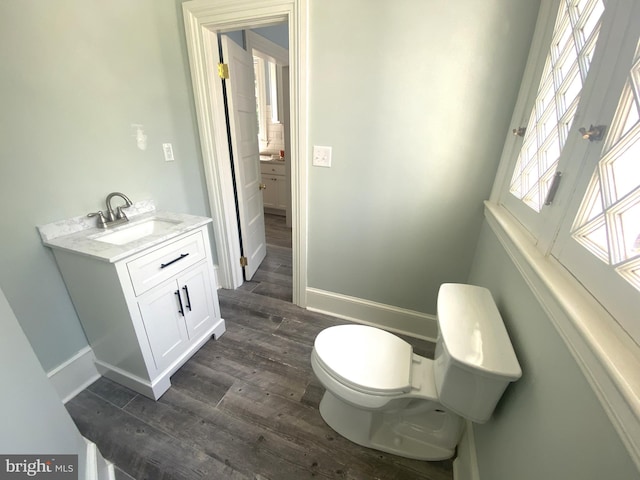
484, 201, 640, 470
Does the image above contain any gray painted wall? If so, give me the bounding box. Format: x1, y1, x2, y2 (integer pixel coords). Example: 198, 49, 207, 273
467, 222, 637, 479
1, 0, 635, 476
1, 0, 540, 373
0, 287, 88, 477
252, 24, 289, 50
0, 0, 211, 371
307, 0, 540, 314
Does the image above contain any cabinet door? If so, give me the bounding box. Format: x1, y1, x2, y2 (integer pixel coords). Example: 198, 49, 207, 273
262, 174, 288, 210
179, 264, 215, 339
261, 174, 277, 208
274, 176, 288, 210
138, 281, 190, 372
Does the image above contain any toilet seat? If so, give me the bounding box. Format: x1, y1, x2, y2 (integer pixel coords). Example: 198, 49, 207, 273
313, 325, 413, 395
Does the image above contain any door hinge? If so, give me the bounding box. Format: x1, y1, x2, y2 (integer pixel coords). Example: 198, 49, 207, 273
240, 256, 248, 267
218, 63, 229, 79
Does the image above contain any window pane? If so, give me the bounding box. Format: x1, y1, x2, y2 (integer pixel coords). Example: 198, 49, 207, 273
562, 67, 582, 111
572, 39, 640, 291
510, 0, 605, 212
621, 98, 639, 137
611, 196, 640, 261
571, 172, 604, 225
573, 215, 610, 262
609, 136, 640, 201
579, 0, 605, 47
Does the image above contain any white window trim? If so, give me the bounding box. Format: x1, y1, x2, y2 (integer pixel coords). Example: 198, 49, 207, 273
489, 0, 560, 236
253, 55, 268, 145
246, 29, 288, 129
484, 201, 640, 470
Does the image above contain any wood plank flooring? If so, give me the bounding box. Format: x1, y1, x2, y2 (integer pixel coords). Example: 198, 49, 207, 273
66, 214, 453, 480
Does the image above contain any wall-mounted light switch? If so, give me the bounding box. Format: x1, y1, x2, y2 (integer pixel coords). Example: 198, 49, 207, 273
162, 143, 175, 162
312, 145, 332, 167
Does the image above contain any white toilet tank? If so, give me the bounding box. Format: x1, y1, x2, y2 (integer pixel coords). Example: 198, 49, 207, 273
434, 283, 521, 423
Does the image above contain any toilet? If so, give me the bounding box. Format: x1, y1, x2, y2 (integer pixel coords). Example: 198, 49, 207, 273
310, 283, 522, 461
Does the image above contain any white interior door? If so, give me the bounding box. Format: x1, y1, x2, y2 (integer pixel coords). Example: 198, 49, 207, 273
221, 35, 266, 280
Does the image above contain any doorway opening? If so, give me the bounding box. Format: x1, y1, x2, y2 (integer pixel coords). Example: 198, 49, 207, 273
219, 28, 292, 299
182, 0, 307, 307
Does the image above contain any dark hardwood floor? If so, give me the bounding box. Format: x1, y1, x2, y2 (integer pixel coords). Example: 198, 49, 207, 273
66, 214, 453, 480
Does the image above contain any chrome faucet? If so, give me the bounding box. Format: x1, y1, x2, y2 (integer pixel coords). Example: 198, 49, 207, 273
105, 192, 133, 222
88, 192, 133, 228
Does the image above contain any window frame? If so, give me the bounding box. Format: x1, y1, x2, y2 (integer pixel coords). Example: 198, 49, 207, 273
488, 0, 640, 469
493, 0, 615, 249
551, 28, 640, 342
245, 30, 288, 150
490, 0, 561, 237
253, 55, 268, 146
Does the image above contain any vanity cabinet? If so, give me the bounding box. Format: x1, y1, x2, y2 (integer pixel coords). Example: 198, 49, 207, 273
50, 224, 225, 400
137, 263, 215, 373
261, 162, 288, 211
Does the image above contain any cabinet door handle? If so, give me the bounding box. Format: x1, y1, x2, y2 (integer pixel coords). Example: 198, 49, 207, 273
175, 290, 184, 316
182, 285, 192, 311
161, 253, 189, 269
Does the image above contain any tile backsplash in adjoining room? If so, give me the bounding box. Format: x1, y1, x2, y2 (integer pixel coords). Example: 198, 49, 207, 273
263, 122, 284, 153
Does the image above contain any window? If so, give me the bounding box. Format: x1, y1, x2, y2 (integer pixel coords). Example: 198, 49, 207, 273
253, 54, 284, 152
246, 30, 287, 153
571, 40, 640, 288
509, 0, 604, 212
496, 0, 640, 341
253, 56, 268, 145
486, 0, 640, 468
491, 0, 640, 465
556, 36, 640, 341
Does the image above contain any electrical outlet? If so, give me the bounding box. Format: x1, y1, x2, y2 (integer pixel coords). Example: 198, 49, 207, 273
312, 145, 332, 167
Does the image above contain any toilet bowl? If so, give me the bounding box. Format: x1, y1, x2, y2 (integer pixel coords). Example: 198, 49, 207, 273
310, 283, 522, 461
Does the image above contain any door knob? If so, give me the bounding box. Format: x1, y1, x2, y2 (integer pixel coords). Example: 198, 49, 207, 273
259, 183, 267, 190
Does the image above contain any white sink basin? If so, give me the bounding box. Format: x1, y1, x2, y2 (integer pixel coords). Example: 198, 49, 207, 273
93, 218, 181, 245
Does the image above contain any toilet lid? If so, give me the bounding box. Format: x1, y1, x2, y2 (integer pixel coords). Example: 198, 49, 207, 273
313, 325, 413, 395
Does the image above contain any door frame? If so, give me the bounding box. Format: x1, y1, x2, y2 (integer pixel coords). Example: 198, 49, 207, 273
182, 0, 308, 306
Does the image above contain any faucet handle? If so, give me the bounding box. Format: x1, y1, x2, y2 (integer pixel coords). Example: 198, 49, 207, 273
87, 211, 108, 229
116, 206, 129, 220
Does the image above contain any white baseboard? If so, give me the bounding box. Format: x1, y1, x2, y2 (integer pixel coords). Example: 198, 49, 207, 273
453, 421, 480, 480
306, 287, 438, 341
84, 437, 115, 480
94, 359, 161, 400
95, 319, 226, 400
47, 346, 100, 404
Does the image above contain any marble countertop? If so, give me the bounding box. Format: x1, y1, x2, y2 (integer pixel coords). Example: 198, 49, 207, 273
259, 155, 285, 163
38, 202, 212, 263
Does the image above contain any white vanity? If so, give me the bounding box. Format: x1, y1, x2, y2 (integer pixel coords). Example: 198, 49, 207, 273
39, 202, 225, 400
